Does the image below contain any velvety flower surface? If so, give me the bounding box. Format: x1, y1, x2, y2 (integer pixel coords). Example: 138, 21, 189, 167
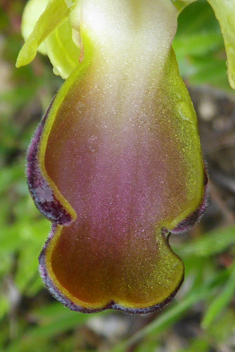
16, 0, 213, 313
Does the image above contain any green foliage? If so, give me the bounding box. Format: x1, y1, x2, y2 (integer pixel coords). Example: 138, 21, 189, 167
174, 0, 231, 90
1, 0, 235, 351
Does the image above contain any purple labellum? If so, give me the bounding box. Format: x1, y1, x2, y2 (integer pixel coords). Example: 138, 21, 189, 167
27, 56, 207, 312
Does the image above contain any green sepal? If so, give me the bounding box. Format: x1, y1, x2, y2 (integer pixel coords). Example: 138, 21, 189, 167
16, 0, 70, 68
207, 0, 235, 89
171, 0, 196, 13
21, 0, 49, 55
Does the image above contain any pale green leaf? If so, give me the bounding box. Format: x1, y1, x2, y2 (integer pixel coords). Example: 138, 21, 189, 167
177, 226, 235, 258
202, 261, 235, 328
207, 0, 235, 89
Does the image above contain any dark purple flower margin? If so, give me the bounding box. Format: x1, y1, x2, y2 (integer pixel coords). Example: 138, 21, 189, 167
26, 98, 72, 226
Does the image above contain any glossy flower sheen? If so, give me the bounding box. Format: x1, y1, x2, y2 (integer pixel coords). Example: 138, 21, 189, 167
16, 0, 212, 313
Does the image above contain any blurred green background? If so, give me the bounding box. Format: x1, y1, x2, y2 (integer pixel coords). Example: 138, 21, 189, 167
1, 0, 235, 351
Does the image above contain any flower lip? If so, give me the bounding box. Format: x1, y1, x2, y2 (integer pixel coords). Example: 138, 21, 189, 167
27, 60, 204, 311
23, 0, 208, 314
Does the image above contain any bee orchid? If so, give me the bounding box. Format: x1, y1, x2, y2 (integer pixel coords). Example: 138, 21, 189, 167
16, 0, 235, 313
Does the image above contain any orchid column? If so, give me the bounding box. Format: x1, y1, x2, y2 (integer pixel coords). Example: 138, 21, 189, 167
17, 0, 206, 313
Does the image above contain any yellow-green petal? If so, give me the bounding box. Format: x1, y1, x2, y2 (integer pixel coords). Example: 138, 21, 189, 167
16, 0, 70, 68
44, 19, 80, 79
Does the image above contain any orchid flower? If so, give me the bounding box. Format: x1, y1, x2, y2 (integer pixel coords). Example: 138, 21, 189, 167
16, 0, 235, 314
